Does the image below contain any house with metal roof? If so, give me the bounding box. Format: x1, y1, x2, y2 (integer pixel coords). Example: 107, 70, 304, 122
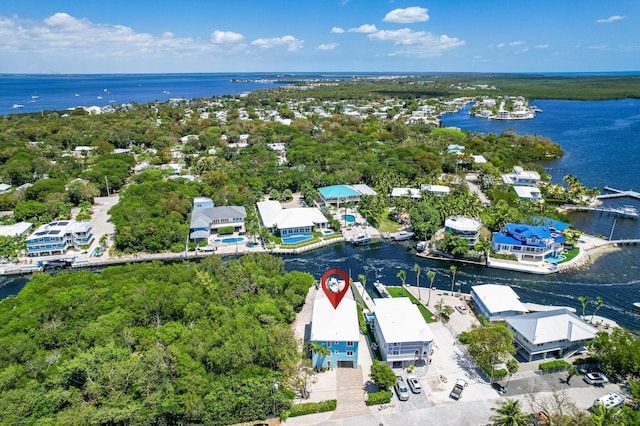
502, 166, 541, 186
256, 200, 328, 237
513, 185, 543, 202
470, 284, 528, 322
491, 223, 564, 263
505, 308, 597, 361
189, 197, 246, 242
372, 298, 433, 368
420, 184, 451, 196
310, 286, 359, 369
26, 220, 94, 257
317, 184, 376, 206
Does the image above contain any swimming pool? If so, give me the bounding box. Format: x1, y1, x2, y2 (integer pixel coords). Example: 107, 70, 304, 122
322, 229, 333, 236
545, 254, 566, 263
282, 235, 313, 244
213, 237, 245, 244
342, 214, 356, 223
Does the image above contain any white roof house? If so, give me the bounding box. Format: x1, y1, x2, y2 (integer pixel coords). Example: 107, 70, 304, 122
310, 289, 359, 343
421, 184, 451, 196
505, 308, 597, 361
372, 298, 434, 368
0, 222, 32, 237
471, 284, 528, 321
513, 186, 542, 202
502, 166, 541, 185
390, 188, 421, 199
256, 200, 328, 234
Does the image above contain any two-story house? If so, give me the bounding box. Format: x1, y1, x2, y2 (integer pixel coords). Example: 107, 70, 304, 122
492, 223, 564, 263
189, 197, 247, 242
444, 215, 482, 247
372, 298, 433, 368
256, 200, 328, 237
502, 166, 541, 186
309, 285, 359, 369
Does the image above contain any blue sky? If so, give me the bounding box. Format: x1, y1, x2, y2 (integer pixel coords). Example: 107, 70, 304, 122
0, 0, 638, 74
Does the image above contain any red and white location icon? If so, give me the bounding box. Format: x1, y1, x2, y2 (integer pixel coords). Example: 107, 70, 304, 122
320, 268, 350, 309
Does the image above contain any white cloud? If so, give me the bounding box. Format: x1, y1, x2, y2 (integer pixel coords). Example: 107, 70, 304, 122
383, 7, 429, 23
587, 44, 609, 50
509, 41, 525, 46
368, 28, 464, 56
496, 43, 506, 48
596, 15, 626, 24
211, 30, 244, 44
331, 26, 345, 34
348, 24, 378, 33
251, 35, 303, 51
534, 44, 549, 49
317, 42, 339, 50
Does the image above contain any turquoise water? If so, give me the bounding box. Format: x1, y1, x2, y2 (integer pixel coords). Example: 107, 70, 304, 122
545, 254, 566, 263
213, 237, 244, 244
343, 214, 356, 223
282, 235, 313, 244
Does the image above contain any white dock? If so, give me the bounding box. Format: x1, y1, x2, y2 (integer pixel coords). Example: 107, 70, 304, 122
598, 186, 640, 200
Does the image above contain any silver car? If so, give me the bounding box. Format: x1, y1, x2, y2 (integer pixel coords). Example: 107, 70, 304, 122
407, 374, 422, 393
395, 375, 410, 401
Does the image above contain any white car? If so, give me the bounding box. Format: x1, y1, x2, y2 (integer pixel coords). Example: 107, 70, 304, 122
407, 374, 422, 393
455, 305, 468, 315
584, 372, 609, 385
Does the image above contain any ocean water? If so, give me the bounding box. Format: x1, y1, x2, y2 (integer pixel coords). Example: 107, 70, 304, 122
1, 76, 639, 333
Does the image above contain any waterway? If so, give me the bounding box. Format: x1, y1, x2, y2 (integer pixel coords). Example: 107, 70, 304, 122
2, 98, 640, 334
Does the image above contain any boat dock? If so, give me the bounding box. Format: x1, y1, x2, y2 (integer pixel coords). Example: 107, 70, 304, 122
598, 186, 640, 200
562, 204, 639, 219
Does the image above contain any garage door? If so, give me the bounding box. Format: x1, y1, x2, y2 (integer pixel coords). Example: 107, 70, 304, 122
337, 361, 354, 368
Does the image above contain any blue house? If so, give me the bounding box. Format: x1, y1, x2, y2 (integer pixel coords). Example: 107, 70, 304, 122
317, 184, 376, 207
26, 220, 94, 257
310, 287, 359, 369
491, 223, 565, 263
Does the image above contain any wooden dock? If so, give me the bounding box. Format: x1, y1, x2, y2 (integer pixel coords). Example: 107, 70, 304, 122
562, 204, 639, 219
598, 186, 640, 200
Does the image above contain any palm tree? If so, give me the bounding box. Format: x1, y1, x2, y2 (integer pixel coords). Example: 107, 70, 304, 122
591, 296, 603, 324
590, 402, 622, 426
309, 342, 330, 371
414, 263, 421, 301
505, 358, 519, 390
426, 270, 436, 306
449, 265, 457, 294
490, 398, 528, 426
397, 270, 406, 297
357, 274, 367, 308
578, 296, 588, 319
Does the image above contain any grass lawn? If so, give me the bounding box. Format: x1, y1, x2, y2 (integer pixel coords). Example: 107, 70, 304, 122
559, 248, 580, 263
376, 212, 402, 233
386, 286, 434, 323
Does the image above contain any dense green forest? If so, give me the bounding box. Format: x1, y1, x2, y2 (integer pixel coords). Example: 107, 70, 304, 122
0, 255, 314, 424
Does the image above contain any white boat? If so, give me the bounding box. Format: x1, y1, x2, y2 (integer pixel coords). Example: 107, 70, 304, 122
392, 231, 415, 241
351, 233, 371, 245
634, 302, 640, 310
327, 277, 345, 293
373, 280, 390, 298
416, 241, 428, 252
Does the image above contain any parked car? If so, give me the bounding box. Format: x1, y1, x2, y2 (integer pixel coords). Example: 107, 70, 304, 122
584, 371, 609, 386
407, 374, 422, 393
394, 375, 410, 401
455, 305, 468, 315
449, 377, 468, 400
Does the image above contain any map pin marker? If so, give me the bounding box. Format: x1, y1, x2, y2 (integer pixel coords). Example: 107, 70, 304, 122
321, 268, 350, 309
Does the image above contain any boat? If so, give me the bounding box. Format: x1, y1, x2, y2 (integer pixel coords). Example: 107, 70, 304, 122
392, 230, 415, 241
327, 277, 345, 293
373, 280, 390, 298
634, 302, 640, 311
416, 241, 428, 252
350, 233, 371, 245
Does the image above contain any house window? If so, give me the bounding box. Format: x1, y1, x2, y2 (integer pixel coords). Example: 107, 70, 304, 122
347, 351, 354, 357
392, 350, 399, 355
327, 341, 331, 347
347, 341, 354, 347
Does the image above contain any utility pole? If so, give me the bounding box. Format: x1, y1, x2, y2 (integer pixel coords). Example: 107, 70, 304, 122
105, 176, 110, 197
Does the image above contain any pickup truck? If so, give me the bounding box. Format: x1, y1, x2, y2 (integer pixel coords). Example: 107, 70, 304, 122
449, 377, 468, 400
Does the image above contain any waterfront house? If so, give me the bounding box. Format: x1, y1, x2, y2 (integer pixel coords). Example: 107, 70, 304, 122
444, 215, 482, 247
372, 298, 433, 368
26, 220, 94, 257
309, 286, 359, 369
513, 186, 543, 202
505, 308, 597, 361
189, 197, 246, 242
502, 166, 541, 186
256, 200, 328, 237
491, 223, 564, 263
0, 221, 32, 238
317, 184, 376, 207
470, 284, 528, 322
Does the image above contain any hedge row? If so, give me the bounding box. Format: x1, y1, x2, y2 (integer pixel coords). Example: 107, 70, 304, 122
539, 360, 572, 371
573, 356, 599, 365
288, 399, 337, 417
366, 390, 392, 406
